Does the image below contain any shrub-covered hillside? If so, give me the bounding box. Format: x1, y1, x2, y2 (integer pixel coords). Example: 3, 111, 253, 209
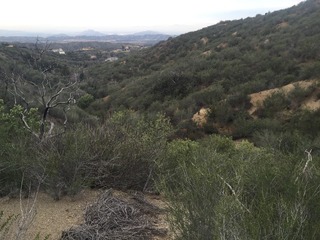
1, 1, 320, 239
86, 0, 320, 139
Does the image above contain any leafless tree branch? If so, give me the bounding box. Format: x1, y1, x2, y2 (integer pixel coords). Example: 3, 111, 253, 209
8, 41, 79, 141
20, 112, 39, 139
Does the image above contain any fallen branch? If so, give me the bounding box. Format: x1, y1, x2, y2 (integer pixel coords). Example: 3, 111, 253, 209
61, 189, 167, 240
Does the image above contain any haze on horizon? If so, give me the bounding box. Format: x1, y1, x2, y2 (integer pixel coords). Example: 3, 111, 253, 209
1, 0, 303, 35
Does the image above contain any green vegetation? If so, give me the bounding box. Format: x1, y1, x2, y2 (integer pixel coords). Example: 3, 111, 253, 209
0, 0, 320, 239
0, 105, 171, 198
158, 135, 320, 239
84, 0, 320, 139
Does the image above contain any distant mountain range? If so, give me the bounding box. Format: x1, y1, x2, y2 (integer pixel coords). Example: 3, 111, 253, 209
0, 29, 172, 45
76, 29, 106, 37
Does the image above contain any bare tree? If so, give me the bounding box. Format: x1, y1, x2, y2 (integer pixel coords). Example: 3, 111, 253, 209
8, 40, 79, 141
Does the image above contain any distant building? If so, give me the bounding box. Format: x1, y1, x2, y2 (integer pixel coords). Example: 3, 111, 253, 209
81, 47, 94, 51
52, 48, 66, 55
90, 55, 97, 60
105, 57, 119, 62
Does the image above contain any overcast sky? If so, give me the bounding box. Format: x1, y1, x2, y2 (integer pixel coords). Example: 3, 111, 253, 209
1, 0, 303, 34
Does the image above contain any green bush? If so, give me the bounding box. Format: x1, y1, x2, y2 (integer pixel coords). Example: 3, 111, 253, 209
210, 101, 235, 124
288, 109, 320, 138
253, 129, 317, 154
157, 135, 320, 239
77, 93, 94, 109
259, 91, 290, 118
288, 83, 316, 109
0, 102, 172, 198
37, 125, 99, 199
91, 110, 172, 191
0, 100, 39, 197
233, 118, 282, 139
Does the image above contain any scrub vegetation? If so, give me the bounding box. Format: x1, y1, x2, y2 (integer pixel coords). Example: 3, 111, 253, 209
1, 0, 320, 239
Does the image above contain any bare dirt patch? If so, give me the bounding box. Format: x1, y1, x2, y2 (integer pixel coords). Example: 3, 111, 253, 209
0, 189, 101, 239
249, 79, 320, 116
276, 22, 289, 29
102, 95, 110, 102
192, 107, 210, 127
0, 189, 170, 240
200, 37, 209, 45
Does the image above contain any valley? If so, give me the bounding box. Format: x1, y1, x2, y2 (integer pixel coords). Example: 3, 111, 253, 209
1, 0, 320, 239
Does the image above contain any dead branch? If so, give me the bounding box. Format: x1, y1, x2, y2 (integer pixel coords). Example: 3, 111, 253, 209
302, 149, 312, 174
20, 112, 39, 139
61, 189, 167, 240
218, 174, 251, 214
295, 149, 313, 184
15, 176, 41, 240
10, 74, 30, 108
8, 42, 79, 141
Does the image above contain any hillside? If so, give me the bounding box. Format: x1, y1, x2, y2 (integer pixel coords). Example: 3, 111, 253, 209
1, 1, 320, 239
248, 79, 320, 116
85, 0, 320, 139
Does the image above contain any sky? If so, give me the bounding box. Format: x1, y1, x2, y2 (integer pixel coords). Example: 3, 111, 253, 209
0, 0, 303, 35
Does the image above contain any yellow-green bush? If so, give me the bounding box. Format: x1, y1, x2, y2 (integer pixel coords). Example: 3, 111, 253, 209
157, 135, 320, 239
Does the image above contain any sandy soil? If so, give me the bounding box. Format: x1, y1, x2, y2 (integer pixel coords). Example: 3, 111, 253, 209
0, 189, 101, 239
0, 189, 170, 240
249, 79, 320, 115
192, 107, 210, 127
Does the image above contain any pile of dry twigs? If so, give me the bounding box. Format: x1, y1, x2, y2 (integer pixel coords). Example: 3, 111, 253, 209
61, 189, 167, 240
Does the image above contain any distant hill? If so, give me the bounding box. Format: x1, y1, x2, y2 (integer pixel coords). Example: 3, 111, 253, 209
86, 0, 320, 139
49, 33, 70, 38
0, 32, 171, 45
133, 31, 163, 35
76, 29, 106, 36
